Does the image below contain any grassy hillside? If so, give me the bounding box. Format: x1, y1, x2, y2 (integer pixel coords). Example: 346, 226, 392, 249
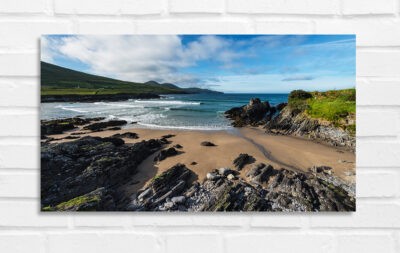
41, 62, 220, 96
288, 88, 356, 133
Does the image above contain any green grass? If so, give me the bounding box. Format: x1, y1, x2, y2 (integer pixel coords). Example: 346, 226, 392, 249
288, 88, 356, 132
41, 61, 220, 96
42, 194, 101, 211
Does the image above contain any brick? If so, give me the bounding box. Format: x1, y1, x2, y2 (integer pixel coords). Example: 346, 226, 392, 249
0, 53, 38, 76
166, 234, 222, 253
227, 0, 340, 15
357, 142, 400, 167
0, 172, 39, 198
0, 145, 38, 169
192, 215, 249, 227
255, 20, 313, 34
0, 0, 47, 14
357, 171, 399, 197
131, 215, 248, 227
250, 215, 303, 228
135, 20, 254, 34
357, 79, 400, 105
357, 110, 398, 136
169, 0, 224, 13
48, 233, 160, 253
336, 234, 396, 253
225, 233, 333, 253
131, 215, 193, 226
0, 201, 68, 227
73, 215, 131, 227
77, 20, 134, 33
0, 79, 39, 107
310, 203, 400, 228
0, 234, 45, 253
55, 0, 163, 15
0, 21, 72, 49
357, 50, 400, 77
0, 114, 39, 136
121, 0, 164, 15
315, 18, 400, 46
342, 0, 396, 15
54, 0, 121, 15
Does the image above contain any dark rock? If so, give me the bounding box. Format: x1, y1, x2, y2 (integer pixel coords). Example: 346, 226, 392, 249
246, 163, 276, 184
310, 165, 332, 174
233, 153, 255, 170
41, 136, 164, 210
265, 106, 355, 151
41, 117, 106, 137
200, 141, 216, 147
162, 134, 175, 139
83, 120, 127, 131
225, 98, 277, 127
190, 162, 197, 165
112, 132, 139, 139
41, 121, 75, 136
154, 147, 179, 162
42, 187, 115, 211
64, 135, 80, 140
108, 127, 121, 131
129, 162, 355, 212
174, 144, 183, 149
128, 164, 195, 211
276, 102, 287, 111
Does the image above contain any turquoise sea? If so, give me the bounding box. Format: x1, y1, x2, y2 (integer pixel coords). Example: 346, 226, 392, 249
41, 93, 288, 130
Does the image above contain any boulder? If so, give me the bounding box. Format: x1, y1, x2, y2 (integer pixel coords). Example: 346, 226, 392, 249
83, 120, 127, 131
233, 153, 255, 170
154, 147, 179, 162
112, 132, 139, 139
201, 141, 216, 147
225, 98, 278, 127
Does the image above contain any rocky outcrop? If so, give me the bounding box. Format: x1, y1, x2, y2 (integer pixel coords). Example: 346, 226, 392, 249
154, 147, 179, 162
112, 132, 139, 139
41, 117, 105, 138
200, 141, 216, 147
83, 120, 127, 131
233, 153, 255, 170
225, 98, 279, 127
225, 97, 355, 151
265, 106, 355, 151
41, 136, 165, 210
127, 164, 195, 211
128, 163, 355, 212
41, 93, 160, 103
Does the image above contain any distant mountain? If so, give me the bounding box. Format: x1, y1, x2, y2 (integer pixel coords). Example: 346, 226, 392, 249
145, 80, 221, 94
41, 62, 222, 102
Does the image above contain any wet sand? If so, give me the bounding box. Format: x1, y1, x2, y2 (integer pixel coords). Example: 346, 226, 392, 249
47, 125, 355, 195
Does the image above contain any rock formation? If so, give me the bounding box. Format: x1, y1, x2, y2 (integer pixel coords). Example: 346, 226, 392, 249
41, 136, 164, 210
128, 163, 355, 212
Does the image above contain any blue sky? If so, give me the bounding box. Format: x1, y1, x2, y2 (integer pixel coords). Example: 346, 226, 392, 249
41, 35, 355, 93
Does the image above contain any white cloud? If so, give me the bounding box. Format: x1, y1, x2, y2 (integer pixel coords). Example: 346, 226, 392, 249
42, 35, 240, 86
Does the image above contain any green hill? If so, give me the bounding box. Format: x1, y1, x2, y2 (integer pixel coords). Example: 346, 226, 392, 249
41, 62, 221, 96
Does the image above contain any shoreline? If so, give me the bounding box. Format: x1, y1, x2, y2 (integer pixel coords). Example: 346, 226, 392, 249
46, 124, 355, 186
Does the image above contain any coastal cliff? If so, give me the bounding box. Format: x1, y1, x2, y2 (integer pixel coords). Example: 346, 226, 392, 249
225, 89, 356, 151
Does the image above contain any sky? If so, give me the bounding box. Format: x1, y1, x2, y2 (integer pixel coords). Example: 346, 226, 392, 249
41, 34, 355, 93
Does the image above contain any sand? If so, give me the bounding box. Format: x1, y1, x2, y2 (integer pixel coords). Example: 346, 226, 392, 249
47, 125, 355, 194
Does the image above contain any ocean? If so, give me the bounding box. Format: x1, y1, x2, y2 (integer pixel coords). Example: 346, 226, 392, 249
41, 93, 288, 130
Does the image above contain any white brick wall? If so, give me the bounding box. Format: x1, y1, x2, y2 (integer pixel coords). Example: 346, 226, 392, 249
0, 0, 399, 252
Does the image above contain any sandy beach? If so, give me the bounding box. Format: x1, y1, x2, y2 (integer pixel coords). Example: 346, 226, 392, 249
47, 125, 355, 196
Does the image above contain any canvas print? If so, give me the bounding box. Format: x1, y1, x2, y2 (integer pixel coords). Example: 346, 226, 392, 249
40, 35, 356, 212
